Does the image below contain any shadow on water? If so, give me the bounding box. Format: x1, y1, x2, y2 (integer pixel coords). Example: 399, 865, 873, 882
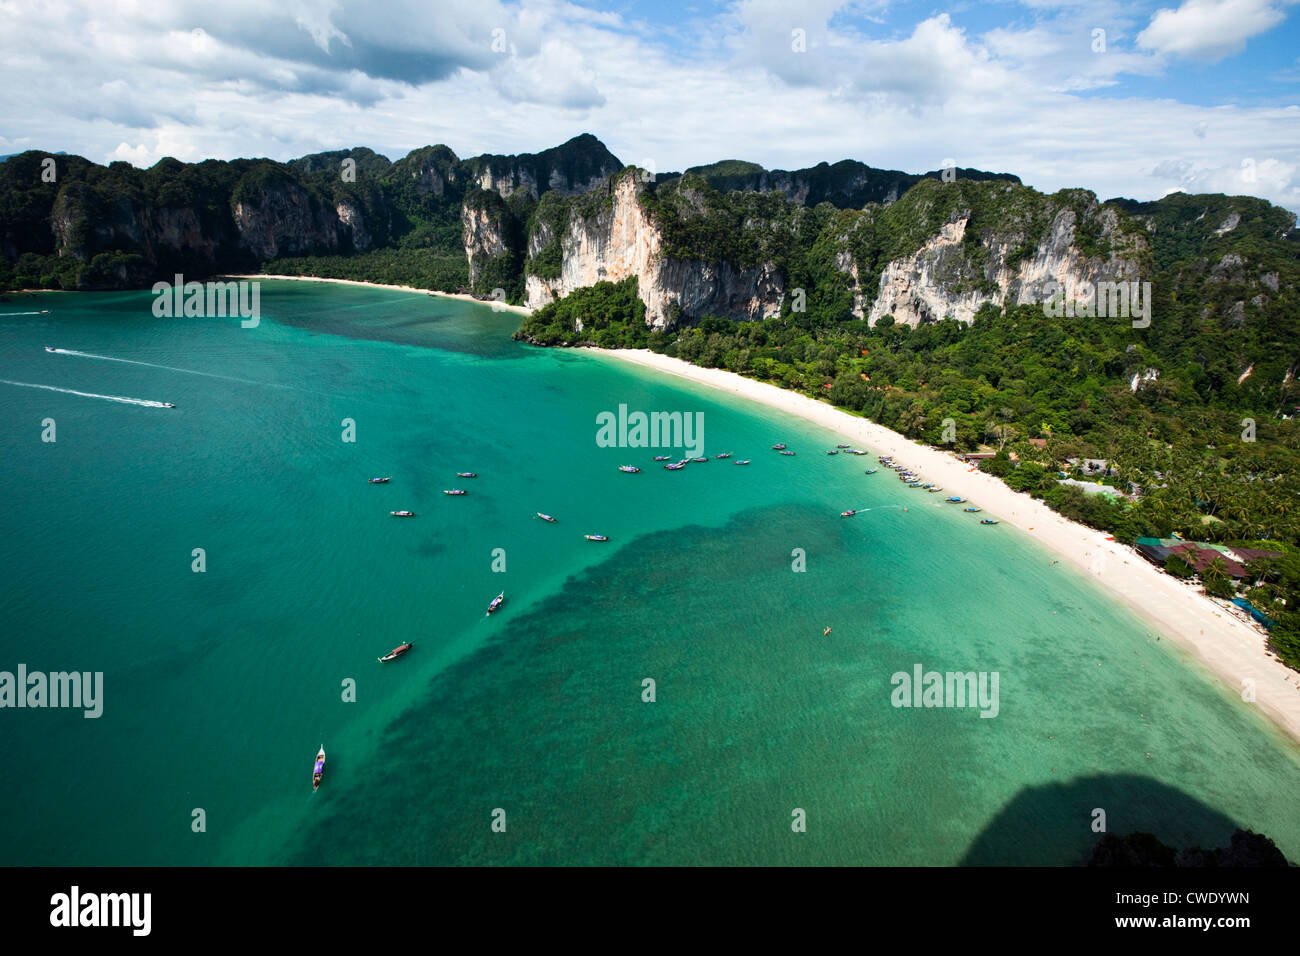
959, 775, 1243, 866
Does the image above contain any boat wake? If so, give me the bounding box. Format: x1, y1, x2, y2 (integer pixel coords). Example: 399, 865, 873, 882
0, 379, 174, 408
44, 348, 291, 390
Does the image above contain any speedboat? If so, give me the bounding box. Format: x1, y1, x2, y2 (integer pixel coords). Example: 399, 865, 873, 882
618, 465, 641, 473
44, 346, 56, 352
779, 450, 796, 456
390, 510, 416, 517
772, 444, 787, 450
585, 534, 609, 542
443, 489, 467, 496
456, 472, 477, 478
715, 453, 732, 459
964, 507, 981, 513
537, 512, 557, 522
981, 518, 999, 525
840, 510, 857, 517
734, 459, 751, 465
378, 641, 413, 662
368, 476, 391, 483
162, 403, 176, 408
312, 746, 325, 791
653, 456, 671, 461
486, 591, 504, 615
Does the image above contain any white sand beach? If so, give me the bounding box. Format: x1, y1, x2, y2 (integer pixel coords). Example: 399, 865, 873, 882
594, 347, 1300, 746
220, 274, 534, 315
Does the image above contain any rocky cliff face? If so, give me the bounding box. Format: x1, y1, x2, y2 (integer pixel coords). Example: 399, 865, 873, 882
232, 181, 346, 260
461, 199, 508, 286
521, 170, 1153, 331
464, 133, 622, 201
860, 203, 1146, 327
524, 171, 784, 327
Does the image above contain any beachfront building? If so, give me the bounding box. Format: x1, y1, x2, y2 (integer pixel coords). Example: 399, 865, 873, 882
1135, 538, 1281, 581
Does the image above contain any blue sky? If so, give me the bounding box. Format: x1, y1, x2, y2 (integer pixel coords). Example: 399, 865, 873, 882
1, 0, 1297, 210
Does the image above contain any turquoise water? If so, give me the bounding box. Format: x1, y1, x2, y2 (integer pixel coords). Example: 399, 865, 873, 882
1, 280, 1298, 866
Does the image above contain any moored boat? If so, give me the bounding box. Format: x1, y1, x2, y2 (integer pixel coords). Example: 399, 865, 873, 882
715, 452, 732, 459
585, 534, 609, 542
456, 472, 477, 478
443, 489, 467, 496
312, 746, 325, 791
618, 465, 641, 473
964, 507, 982, 513
537, 512, 557, 522
772, 443, 787, 450
779, 450, 796, 456
378, 641, 413, 662
865, 468, 877, 474
946, 496, 965, 503
486, 591, 504, 615
390, 510, 416, 517
827, 450, 838, 455
653, 455, 671, 461
734, 459, 751, 465
664, 463, 685, 470
981, 518, 999, 525
368, 476, 391, 483
691, 457, 708, 463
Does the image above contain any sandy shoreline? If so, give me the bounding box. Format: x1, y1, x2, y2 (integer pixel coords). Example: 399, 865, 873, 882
591, 347, 1300, 746
219, 273, 534, 315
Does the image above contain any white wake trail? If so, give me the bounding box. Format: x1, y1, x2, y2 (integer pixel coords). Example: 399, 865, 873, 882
0, 380, 173, 408
46, 348, 290, 389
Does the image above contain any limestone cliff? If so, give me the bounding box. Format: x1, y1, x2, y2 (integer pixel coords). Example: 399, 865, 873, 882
524, 170, 784, 327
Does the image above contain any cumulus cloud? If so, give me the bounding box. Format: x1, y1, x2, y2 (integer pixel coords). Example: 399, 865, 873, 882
1137, 0, 1290, 62
0, 0, 1296, 212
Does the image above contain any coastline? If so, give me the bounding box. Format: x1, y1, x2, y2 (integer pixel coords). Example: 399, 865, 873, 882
590, 346, 1300, 746
219, 273, 534, 316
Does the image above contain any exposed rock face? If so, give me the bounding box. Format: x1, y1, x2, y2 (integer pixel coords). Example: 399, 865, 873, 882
462, 201, 508, 285
335, 200, 370, 252
861, 203, 1147, 327
464, 133, 623, 201
232, 182, 342, 260
524, 171, 783, 328
866, 218, 982, 325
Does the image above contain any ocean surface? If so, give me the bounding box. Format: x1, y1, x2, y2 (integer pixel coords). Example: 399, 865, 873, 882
1, 280, 1298, 866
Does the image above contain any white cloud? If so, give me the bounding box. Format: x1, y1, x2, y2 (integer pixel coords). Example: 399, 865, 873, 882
0, 0, 1297, 213
1137, 0, 1290, 63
